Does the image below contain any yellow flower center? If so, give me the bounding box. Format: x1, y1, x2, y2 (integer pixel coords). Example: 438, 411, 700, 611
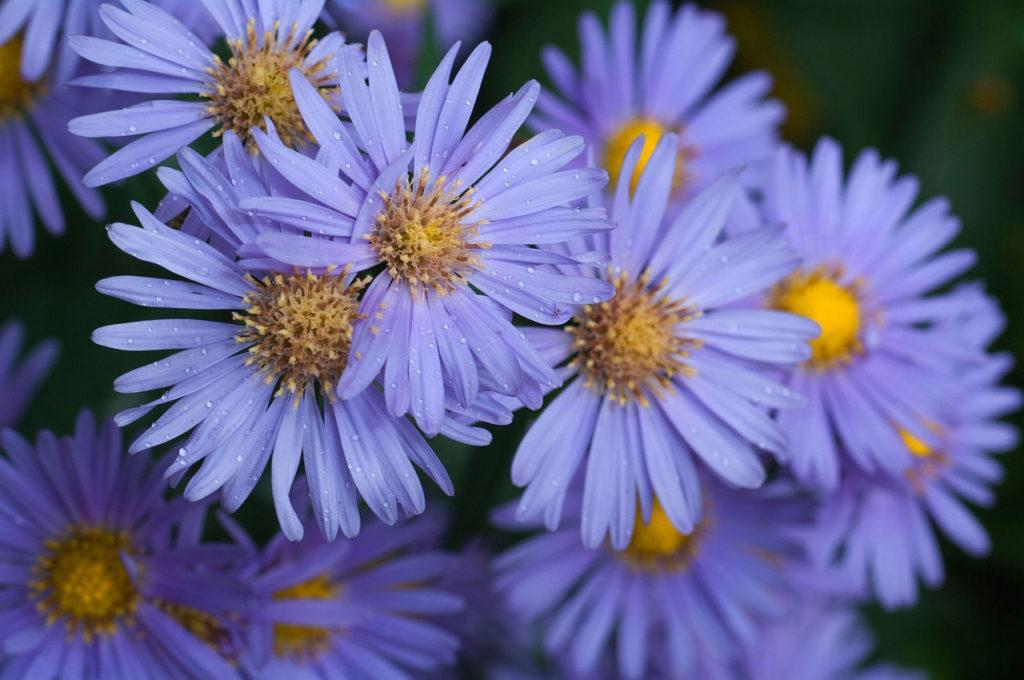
621, 502, 702, 571
0, 36, 39, 118
205, 18, 338, 150
768, 266, 863, 369
603, 118, 689, 194
235, 269, 366, 399
367, 170, 488, 295
382, 0, 426, 14
570, 269, 699, 406
272, 574, 338, 661
900, 429, 933, 458
30, 526, 138, 640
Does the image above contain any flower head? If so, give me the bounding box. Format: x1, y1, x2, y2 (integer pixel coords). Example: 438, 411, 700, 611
243, 31, 616, 434
68, 0, 351, 186
802, 290, 1020, 609
93, 135, 503, 541
0, 412, 249, 678
234, 506, 463, 677
761, 138, 984, 489
0, 31, 107, 257
511, 135, 815, 547
494, 480, 809, 679
533, 1, 782, 197
0, 319, 57, 428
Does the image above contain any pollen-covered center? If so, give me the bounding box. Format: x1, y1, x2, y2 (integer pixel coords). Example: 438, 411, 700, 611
30, 526, 138, 639
570, 269, 699, 406
205, 18, 337, 150
604, 117, 690, 193
273, 574, 339, 660
620, 501, 702, 571
0, 36, 39, 118
367, 170, 487, 295
768, 266, 863, 370
236, 269, 366, 399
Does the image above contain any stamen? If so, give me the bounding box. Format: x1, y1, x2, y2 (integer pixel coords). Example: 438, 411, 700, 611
900, 424, 948, 494
30, 526, 138, 640
366, 168, 488, 296
234, 268, 367, 401
620, 501, 703, 571
204, 18, 338, 150
768, 265, 864, 370
569, 269, 700, 406
603, 118, 691, 194
272, 574, 338, 660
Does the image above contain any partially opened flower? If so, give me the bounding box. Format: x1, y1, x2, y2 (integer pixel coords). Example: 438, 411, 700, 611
511, 135, 814, 547
0, 319, 58, 428
0, 412, 249, 678
233, 505, 463, 678
68, 0, 350, 186
93, 135, 500, 541
0, 31, 106, 257
494, 480, 808, 680
760, 137, 984, 488
244, 31, 615, 434
329, 0, 494, 88
533, 0, 783, 197
802, 293, 1020, 609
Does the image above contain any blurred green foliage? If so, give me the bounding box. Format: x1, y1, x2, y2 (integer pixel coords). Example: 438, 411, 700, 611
2, 1, 1022, 677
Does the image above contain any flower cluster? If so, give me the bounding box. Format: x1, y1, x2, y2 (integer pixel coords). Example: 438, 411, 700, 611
0, 0, 1017, 677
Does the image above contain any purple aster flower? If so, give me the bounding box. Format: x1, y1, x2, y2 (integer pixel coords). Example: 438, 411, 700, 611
0, 32, 106, 257
329, 0, 494, 88
93, 133, 502, 541
0, 319, 57, 428
511, 135, 815, 547
802, 307, 1019, 608
0, 411, 250, 678
229, 502, 463, 677
494, 479, 809, 680
243, 31, 615, 434
760, 137, 983, 489
533, 1, 783, 197
705, 599, 925, 680
68, 0, 352, 186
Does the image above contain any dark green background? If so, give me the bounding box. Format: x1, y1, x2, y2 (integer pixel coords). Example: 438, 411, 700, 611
2, 1, 1022, 677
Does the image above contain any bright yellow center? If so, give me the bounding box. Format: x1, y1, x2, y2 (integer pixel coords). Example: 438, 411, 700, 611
31, 526, 138, 639
621, 502, 701, 571
570, 269, 699, 406
383, 0, 426, 13
0, 36, 38, 118
367, 170, 488, 295
205, 18, 338, 150
272, 574, 338, 660
235, 269, 366, 399
900, 429, 933, 458
603, 118, 689, 194
768, 266, 863, 369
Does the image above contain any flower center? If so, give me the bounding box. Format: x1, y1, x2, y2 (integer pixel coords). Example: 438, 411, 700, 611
570, 269, 699, 406
235, 269, 366, 399
159, 600, 235, 655
603, 118, 689, 193
901, 426, 948, 493
367, 170, 487, 295
0, 36, 39, 118
382, 0, 426, 13
272, 574, 339, 661
30, 526, 138, 639
205, 18, 338, 150
768, 266, 863, 369
620, 502, 701, 570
